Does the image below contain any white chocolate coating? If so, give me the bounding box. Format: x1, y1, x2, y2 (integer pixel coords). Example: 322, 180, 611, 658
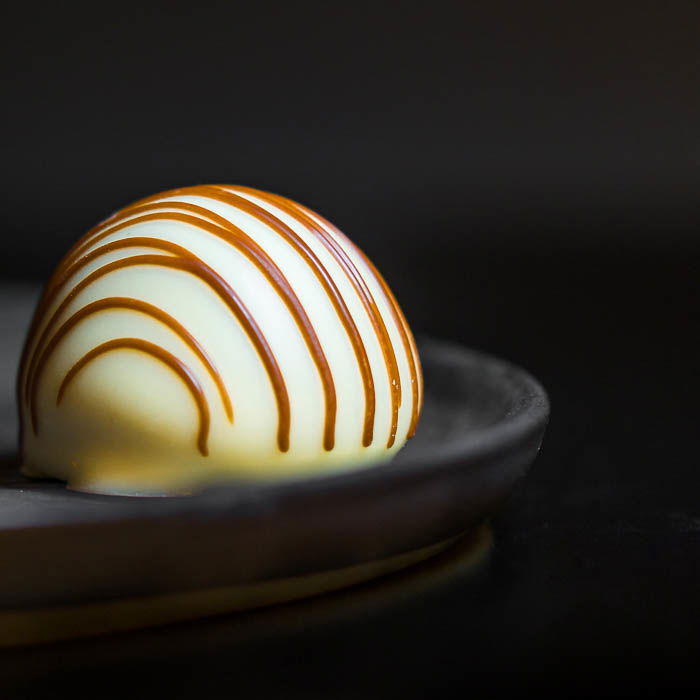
18, 186, 422, 495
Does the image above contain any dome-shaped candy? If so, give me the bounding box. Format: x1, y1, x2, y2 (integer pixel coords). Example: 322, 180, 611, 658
18, 185, 422, 494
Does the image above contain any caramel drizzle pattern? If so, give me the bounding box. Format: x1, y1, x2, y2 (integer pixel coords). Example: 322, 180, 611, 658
123, 187, 381, 447
57, 338, 211, 456
27, 297, 232, 433
25, 241, 292, 452
133, 186, 405, 446
19, 185, 421, 455
27, 211, 337, 450
220, 186, 405, 447
275, 193, 424, 436
25, 202, 364, 447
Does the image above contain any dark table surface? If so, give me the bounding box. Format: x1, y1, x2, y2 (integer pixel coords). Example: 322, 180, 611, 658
1, 242, 698, 698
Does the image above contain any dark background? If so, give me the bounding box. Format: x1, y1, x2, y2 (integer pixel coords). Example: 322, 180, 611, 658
2, 0, 699, 696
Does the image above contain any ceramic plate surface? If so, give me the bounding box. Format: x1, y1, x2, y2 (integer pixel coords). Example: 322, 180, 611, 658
0, 335, 548, 610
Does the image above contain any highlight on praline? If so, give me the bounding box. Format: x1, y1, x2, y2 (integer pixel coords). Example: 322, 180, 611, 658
17, 185, 423, 495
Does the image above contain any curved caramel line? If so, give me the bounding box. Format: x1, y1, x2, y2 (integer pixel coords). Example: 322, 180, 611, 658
115, 189, 377, 447
283, 196, 423, 438
23, 234, 179, 404
23, 209, 339, 450
351, 251, 424, 430
18, 208, 215, 390
37, 211, 337, 451
17, 185, 419, 453
100, 186, 405, 447
227, 186, 407, 447
29, 229, 326, 450
57, 338, 211, 457
29, 297, 233, 434
127, 185, 378, 447
29, 249, 291, 452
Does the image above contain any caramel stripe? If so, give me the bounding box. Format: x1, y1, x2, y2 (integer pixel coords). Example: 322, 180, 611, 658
352, 251, 424, 431
57, 338, 211, 456
206, 185, 394, 445
122, 187, 377, 447
16, 281, 48, 450
17, 272, 71, 449
29, 297, 233, 434
228, 186, 405, 447
23, 232, 179, 404
18, 215, 169, 394
21, 201, 231, 371
26, 213, 338, 450
40, 187, 381, 448
18, 205, 138, 387
288, 198, 423, 438
30, 251, 291, 452
301, 205, 423, 399
17, 184, 418, 454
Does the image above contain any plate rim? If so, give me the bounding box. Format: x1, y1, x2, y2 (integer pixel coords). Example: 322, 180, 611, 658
1, 336, 550, 525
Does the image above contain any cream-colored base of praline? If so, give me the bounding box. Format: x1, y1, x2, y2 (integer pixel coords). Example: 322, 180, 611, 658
20, 450, 396, 497
0, 530, 494, 648
20, 453, 387, 496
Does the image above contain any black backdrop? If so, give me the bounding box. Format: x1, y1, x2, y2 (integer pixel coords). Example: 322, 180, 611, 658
2, 1, 700, 697
3, 0, 700, 275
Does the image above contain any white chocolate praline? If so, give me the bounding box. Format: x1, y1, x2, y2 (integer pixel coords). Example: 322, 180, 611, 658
18, 185, 422, 495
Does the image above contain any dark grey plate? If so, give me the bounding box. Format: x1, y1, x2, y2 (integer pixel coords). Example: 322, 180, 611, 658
0, 336, 548, 611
